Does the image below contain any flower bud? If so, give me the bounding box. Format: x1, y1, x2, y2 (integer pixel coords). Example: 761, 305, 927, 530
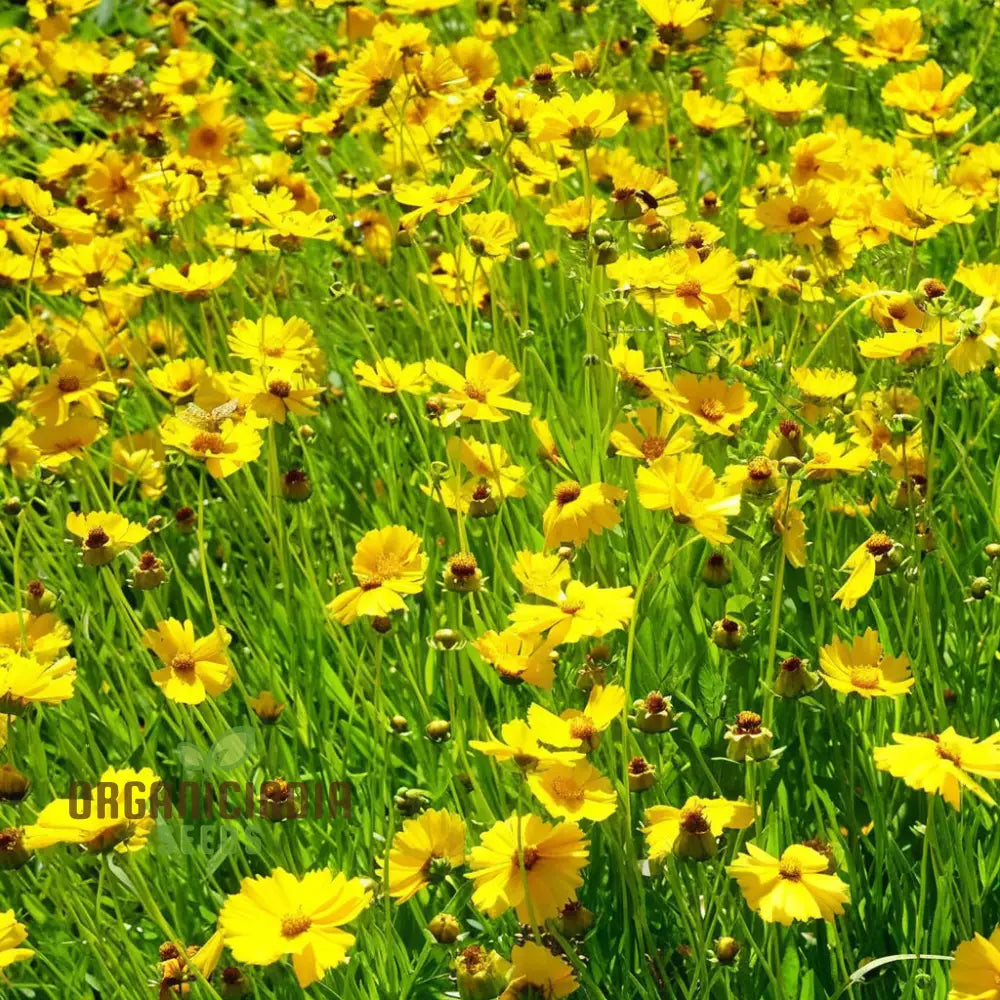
724, 711, 773, 762
394, 787, 430, 816
443, 553, 484, 593
0, 828, 30, 870
431, 628, 465, 651
970, 576, 991, 600
627, 755, 656, 792
557, 900, 595, 937
702, 553, 731, 587
220, 966, 252, 998
714, 937, 741, 965
775, 656, 820, 698
248, 690, 285, 723
426, 719, 452, 742
0, 765, 29, 802
711, 617, 744, 651
24, 579, 56, 615
428, 912, 461, 943
634, 692, 674, 733
390, 714, 409, 733
133, 551, 167, 590
455, 945, 510, 1000
986, 542, 1000, 560
174, 506, 197, 534
281, 467, 312, 501
371, 615, 392, 634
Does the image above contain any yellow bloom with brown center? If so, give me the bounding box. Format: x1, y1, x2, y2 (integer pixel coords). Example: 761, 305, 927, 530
509, 581, 634, 646
470, 720, 585, 770
160, 415, 263, 479
541, 480, 625, 548
832, 532, 895, 610
466, 813, 589, 922
218, 867, 372, 988
744, 78, 826, 125
66, 510, 149, 567
532, 90, 627, 149
803, 432, 875, 481
352, 357, 431, 395
471, 629, 560, 689
681, 90, 745, 134
527, 761, 617, 822
327, 525, 427, 625
463, 210, 517, 259
503, 941, 578, 999
376, 808, 466, 902
643, 795, 755, 861
143, 618, 235, 705
673, 374, 756, 436
728, 844, 849, 925
425, 351, 531, 423
526, 684, 626, 751
874, 728, 1000, 810
819, 629, 914, 699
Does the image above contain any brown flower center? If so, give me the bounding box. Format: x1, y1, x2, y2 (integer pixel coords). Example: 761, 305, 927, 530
747, 457, 773, 480
85, 527, 110, 548
268, 380, 291, 398
57, 374, 82, 393
463, 381, 487, 402
554, 480, 582, 505
699, 398, 726, 422
865, 532, 893, 556
787, 205, 810, 225
170, 653, 196, 675
280, 913, 312, 938
779, 859, 802, 881
734, 711, 762, 734
675, 279, 702, 299
569, 716, 595, 740
641, 435, 668, 461
190, 432, 226, 454
849, 666, 881, 689
679, 805, 710, 835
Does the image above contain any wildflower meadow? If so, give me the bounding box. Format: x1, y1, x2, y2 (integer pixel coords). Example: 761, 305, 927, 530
3, 0, 1000, 996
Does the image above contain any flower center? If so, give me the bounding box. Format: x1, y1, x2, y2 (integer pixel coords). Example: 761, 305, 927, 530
190, 432, 226, 454
170, 653, 196, 675
58, 374, 82, 393
734, 711, 762, 734
550, 777, 584, 805
675, 279, 702, 299
787, 205, 810, 225
514, 846, 540, 870
699, 398, 726, 422
779, 860, 802, 881
747, 457, 773, 480
569, 716, 595, 740
935, 743, 962, 766
865, 532, 893, 556
849, 666, 881, 689
679, 805, 710, 834
463, 381, 488, 402
85, 527, 110, 548
641, 435, 667, 461
268, 380, 291, 398
280, 913, 312, 938
554, 480, 582, 505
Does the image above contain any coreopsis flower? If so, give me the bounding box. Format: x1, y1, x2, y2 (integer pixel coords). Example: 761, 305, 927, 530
0, 611, 71, 664
541, 480, 626, 548
248, 690, 286, 723
157, 930, 225, 997
394, 167, 490, 226
425, 351, 531, 422
228, 315, 316, 371
772, 481, 807, 567
509, 581, 634, 646
49, 236, 132, 292
802, 433, 875, 481
526, 684, 626, 751
231, 370, 322, 424
681, 90, 745, 134
744, 78, 826, 125
637, 0, 711, 43
28, 361, 116, 425
643, 796, 755, 862
727, 844, 850, 925
160, 415, 263, 479
469, 720, 585, 769
377, 809, 466, 902
511, 551, 571, 603
608, 336, 680, 405
836, 7, 927, 68
148, 258, 237, 300
455, 946, 511, 999
353, 357, 431, 395
327, 525, 427, 625
874, 728, 1000, 810
66, 511, 149, 567
875, 170, 974, 241
532, 90, 627, 149
673, 374, 756, 436
0, 649, 77, 717
23, 767, 159, 853
636, 452, 741, 545
110, 430, 166, 500
527, 762, 617, 822
833, 532, 896, 610
502, 942, 578, 999
755, 184, 835, 247
545, 197, 607, 238
218, 868, 372, 988
724, 711, 773, 762
472, 630, 559, 689
881, 60, 973, 133
463, 211, 517, 259
142, 618, 234, 705
819, 630, 914, 699
0, 911, 33, 971
466, 813, 588, 921
948, 928, 1000, 1000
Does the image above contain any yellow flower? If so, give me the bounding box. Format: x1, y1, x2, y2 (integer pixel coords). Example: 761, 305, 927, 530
527, 761, 617, 822
394, 167, 490, 226
727, 844, 849, 925
148, 258, 237, 300
682, 90, 745, 134
673, 374, 756, 436
425, 351, 531, 422
532, 90, 627, 149
463, 211, 517, 259
803, 432, 874, 481
0, 648, 77, 716
353, 357, 431, 394
111, 430, 166, 500
545, 197, 607, 238
143, 618, 235, 705
160, 415, 263, 479
228, 315, 316, 371
772, 481, 807, 568
148, 358, 209, 401
881, 60, 971, 120
610, 407, 693, 462
469, 720, 585, 769
509, 581, 634, 646
636, 452, 741, 545
512, 551, 571, 601
466, 813, 588, 922
502, 941, 578, 999
28, 360, 116, 425
66, 510, 149, 567
471, 630, 560, 689
232, 370, 322, 424
0, 911, 33, 971
23, 766, 160, 853
219, 867, 372, 988
327, 525, 427, 625
836, 7, 927, 68
643, 795, 755, 862
874, 728, 1000, 810
377, 809, 466, 902
637, 0, 711, 41
744, 78, 826, 125
832, 532, 895, 610
819, 629, 914, 699
608, 335, 679, 406
30, 415, 106, 470
526, 684, 626, 751
792, 367, 856, 401
541, 480, 625, 548
948, 927, 1000, 1000
0, 611, 71, 663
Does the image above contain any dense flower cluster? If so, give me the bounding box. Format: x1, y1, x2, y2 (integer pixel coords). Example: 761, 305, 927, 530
1, 0, 999, 995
